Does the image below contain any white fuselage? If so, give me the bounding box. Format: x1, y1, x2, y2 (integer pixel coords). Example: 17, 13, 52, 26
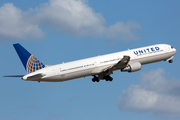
22, 44, 176, 82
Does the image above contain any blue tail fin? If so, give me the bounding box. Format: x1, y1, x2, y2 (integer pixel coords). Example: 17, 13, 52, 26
13, 43, 46, 73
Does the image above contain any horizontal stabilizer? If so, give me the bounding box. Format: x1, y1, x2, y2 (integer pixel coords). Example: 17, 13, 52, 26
26, 73, 45, 80
3, 75, 24, 77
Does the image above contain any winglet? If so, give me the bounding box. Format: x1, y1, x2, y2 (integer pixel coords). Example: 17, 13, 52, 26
13, 43, 46, 73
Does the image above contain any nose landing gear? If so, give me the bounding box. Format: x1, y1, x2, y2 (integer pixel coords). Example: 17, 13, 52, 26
169, 60, 173, 63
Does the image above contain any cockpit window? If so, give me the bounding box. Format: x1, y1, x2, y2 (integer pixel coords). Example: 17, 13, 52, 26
171, 46, 174, 49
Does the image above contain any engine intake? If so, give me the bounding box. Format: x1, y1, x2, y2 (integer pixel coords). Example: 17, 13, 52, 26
121, 62, 141, 72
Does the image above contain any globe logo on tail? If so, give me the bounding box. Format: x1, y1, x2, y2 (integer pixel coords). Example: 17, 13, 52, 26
26, 55, 46, 73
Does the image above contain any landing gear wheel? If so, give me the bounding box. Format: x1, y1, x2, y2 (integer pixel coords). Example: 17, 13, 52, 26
104, 75, 113, 82
109, 77, 113, 82
92, 75, 99, 82
169, 60, 173, 63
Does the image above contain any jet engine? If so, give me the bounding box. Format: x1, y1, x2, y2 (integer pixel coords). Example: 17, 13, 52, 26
121, 62, 141, 72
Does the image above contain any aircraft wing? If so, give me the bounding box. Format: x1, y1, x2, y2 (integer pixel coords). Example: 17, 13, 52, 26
102, 56, 130, 75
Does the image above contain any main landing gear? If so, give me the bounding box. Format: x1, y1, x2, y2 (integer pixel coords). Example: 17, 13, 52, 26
92, 75, 99, 82
104, 75, 113, 82
92, 75, 113, 82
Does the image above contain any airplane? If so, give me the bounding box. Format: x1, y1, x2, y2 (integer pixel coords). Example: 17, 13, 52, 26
4, 43, 176, 82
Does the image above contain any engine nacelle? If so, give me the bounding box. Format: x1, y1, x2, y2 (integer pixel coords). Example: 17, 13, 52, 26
121, 62, 141, 72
